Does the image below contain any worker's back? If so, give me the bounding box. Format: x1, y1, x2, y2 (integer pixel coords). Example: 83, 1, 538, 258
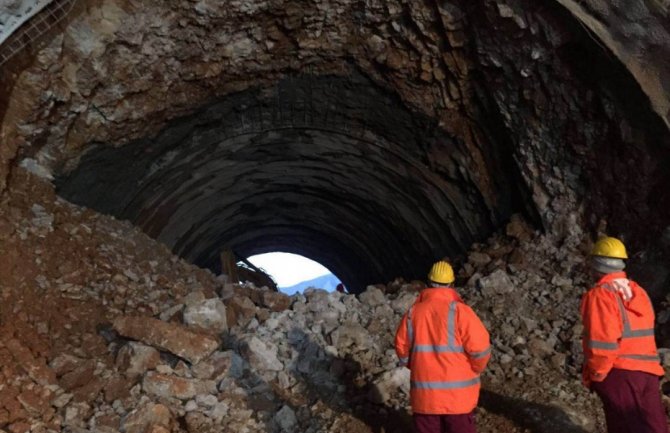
581, 272, 664, 383
395, 287, 490, 415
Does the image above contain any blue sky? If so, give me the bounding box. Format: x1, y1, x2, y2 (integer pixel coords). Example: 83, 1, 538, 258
247, 252, 333, 287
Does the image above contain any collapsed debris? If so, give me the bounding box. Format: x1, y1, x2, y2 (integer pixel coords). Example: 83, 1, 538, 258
0, 171, 668, 433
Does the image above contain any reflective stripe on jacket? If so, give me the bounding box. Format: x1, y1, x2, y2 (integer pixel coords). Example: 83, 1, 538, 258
581, 272, 664, 386
394, 287, 491, 414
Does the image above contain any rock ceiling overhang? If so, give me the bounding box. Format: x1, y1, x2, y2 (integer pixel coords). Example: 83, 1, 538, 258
2, 0, 670, 288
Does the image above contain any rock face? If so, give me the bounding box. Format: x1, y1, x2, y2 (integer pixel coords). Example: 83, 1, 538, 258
1, 0, 669, 294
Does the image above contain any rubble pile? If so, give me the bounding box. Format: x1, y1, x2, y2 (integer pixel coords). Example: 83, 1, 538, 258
0, 170, 668, 433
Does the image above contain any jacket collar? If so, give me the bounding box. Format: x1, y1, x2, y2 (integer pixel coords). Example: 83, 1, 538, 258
597, 271, 628, 285
417, 287, 462, 303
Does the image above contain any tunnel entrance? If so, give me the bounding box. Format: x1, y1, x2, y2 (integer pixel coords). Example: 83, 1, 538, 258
55, 73, 532, 293
247, 252, 342, 295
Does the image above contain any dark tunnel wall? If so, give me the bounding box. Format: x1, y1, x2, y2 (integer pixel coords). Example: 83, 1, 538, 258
56, 74, 529, 291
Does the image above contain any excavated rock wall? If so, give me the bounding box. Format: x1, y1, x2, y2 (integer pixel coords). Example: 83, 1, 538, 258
2, 0, 669, 286
53, 73, 525, 289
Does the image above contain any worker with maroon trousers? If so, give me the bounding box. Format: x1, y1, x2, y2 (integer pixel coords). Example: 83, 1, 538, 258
395, 260, 491, 433
582, 237, 668, 433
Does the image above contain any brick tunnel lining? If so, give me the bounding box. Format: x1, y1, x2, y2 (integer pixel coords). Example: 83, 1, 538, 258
55, 74, 529, 291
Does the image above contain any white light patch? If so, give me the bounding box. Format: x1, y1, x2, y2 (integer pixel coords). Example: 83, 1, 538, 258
247, 252, 332, 288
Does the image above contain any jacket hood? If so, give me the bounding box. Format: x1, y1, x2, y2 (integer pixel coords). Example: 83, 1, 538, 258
597, 272, 645, 317
417, 287, 462, 303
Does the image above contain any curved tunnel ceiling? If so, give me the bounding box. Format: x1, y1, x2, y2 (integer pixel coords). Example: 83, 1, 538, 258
56, 74, 528, 291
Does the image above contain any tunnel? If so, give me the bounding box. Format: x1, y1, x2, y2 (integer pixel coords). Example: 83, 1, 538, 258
52, 73, 532, 292
2, 0, 670, 291
3, 1, 670, 432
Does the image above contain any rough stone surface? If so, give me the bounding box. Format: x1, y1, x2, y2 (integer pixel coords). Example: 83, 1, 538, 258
359, 286, 387, 307
477, 270, 516, 296
122, 403, 173, 433
115, 342, 160, 378
238, 336, 283, 373
1, 139, 669, 433
142, 373, 216, 400
368, 368, 411, 405
112, 316, 219, 364
3, 0, 670, 295
183, 298, 228, 334
274, 405, 297, 432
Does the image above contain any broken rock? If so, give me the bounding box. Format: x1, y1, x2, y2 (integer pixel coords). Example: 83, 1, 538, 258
274, 405, 297, 431
143, 372, 217, 400
122, 403, 173, 433
368, 367, 410, 404
112, 316, 219, 364
359, 286, 386, 307
192, 350, 244, 380
477, 269, 515, 296
238, 336, 283, 372
183, 298, 228, 333
260, 291, 291, 312
116, 342, 161, 378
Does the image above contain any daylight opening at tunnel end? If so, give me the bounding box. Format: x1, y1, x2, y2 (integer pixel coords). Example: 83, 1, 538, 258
247, 252, 342, 295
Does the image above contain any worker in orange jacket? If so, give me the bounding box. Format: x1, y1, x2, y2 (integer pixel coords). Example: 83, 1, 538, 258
395, 260, 491, 433
581, 237, 668, 433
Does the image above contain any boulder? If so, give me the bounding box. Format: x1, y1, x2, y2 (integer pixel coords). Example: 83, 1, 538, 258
113, 316, 219, 364
115, 342, 160, 378
330, 322, 373, 350
192, 350, 244, 380
274, 405, 297, 431
359, 286, 386, 307
226, 296, 257, 328
477, 269, 515, 296
238, 336, 283, 372
260, 291, 291, 312
183, 298, 228, 333
122, 403, 173, 433
367, 367, 410, 404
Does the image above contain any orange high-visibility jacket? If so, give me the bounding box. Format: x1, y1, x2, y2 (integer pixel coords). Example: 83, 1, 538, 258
581, 272, 664, 386
394, 287, 491, 414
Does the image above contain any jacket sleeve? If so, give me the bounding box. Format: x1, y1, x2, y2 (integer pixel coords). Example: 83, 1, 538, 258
581, 288, 622, 384
394, 311, 412, 368
458, 304, 491, 374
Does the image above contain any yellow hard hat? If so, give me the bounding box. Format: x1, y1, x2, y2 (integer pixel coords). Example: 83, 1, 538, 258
591, 236, 628, 259
428, 260, 455, 284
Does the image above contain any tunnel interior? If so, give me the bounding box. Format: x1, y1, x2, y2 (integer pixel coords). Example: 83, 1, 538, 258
55, 73, 531, 292
3, 0, 667, 295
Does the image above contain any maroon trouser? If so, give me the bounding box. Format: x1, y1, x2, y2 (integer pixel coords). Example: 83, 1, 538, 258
591, 368, 669, 433
414, 412, 476, 433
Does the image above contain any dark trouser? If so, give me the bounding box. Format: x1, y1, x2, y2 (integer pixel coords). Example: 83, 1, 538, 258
414, 412, 476, 433
591, 368, 669, 433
